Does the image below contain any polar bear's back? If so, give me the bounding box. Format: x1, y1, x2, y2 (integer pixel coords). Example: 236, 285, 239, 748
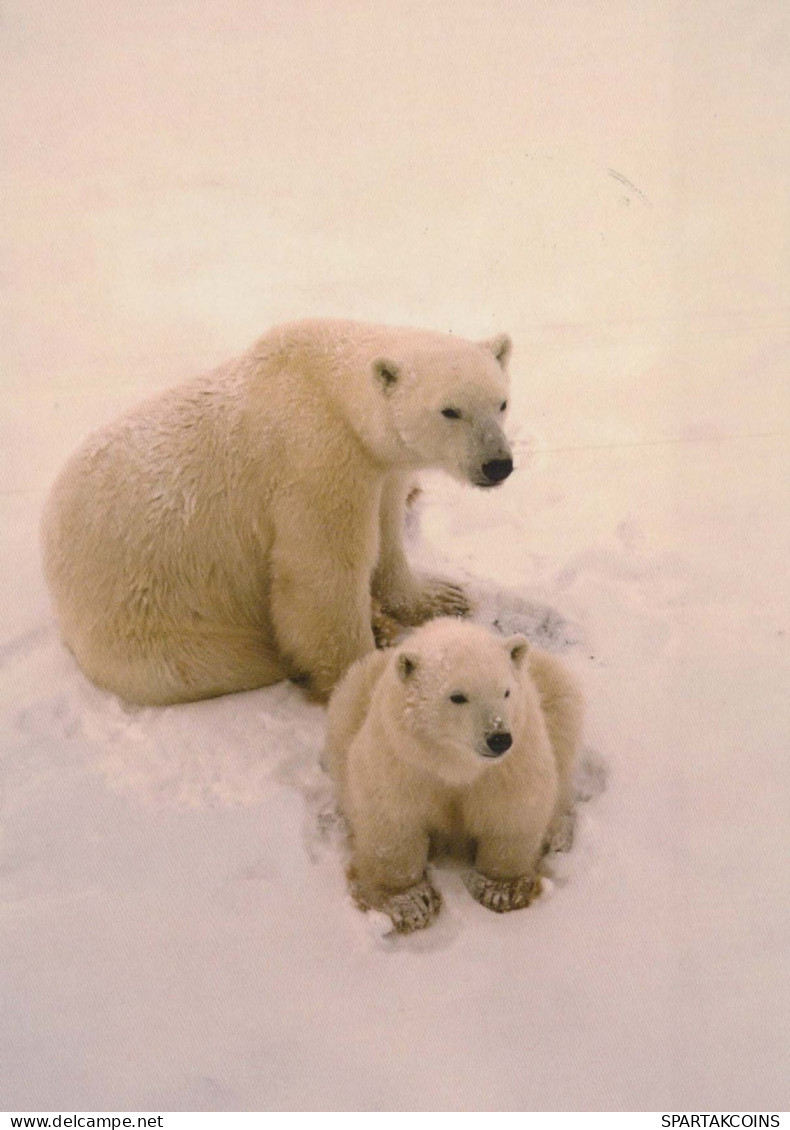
526, 648, 584, 792
42, 366, 259, 602
39, 355, 288, 702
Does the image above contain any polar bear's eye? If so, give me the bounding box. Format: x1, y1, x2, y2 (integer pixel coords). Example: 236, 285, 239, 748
449, 692, 468, 704
504, 688, 510, 698
441, 407, 462, 420
500, 400, 508, 412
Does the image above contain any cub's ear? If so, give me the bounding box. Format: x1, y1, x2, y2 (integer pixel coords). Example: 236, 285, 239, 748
480, 333, 512, 368
396, 651, 419, 682
504, 634, 529, 667
372, 357, 400, 393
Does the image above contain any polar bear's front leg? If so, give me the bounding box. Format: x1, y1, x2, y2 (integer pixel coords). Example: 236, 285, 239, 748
373, 474, 471, 625
269, 518, 376, 701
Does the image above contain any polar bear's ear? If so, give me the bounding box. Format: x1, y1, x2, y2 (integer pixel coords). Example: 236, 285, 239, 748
481, 333, 512, 368
372, 358, 401, 394
504, 634, 529, 667
396, 652, 419, 682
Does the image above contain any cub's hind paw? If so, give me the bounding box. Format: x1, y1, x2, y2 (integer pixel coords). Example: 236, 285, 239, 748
465, 871, 542, 913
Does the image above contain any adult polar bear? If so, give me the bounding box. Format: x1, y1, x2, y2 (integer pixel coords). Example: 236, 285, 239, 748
42, 319, 515, 705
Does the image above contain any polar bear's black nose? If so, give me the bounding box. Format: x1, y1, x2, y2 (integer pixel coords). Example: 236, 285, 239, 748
485, 731, 513, 756
481, 457, 513, 485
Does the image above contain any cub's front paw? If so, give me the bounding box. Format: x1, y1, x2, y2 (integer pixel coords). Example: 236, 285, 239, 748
464, 871, 542, 913
379, 878, 443, 933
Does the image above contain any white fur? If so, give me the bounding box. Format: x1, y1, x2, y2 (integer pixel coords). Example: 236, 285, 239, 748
325, 618, 584, 931
42, 319, 513, 704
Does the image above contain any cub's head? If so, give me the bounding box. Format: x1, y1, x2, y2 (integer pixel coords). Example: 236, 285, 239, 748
372, 331, 514, 488
390, 618, 529, 787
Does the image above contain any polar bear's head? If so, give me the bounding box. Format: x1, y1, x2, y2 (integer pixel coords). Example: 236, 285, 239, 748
371, 331, 514, 487
391, 618, 529, 786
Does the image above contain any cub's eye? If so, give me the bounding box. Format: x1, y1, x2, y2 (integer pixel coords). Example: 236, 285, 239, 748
504, 688, 510, 698
449, 692, 468, 704
499, 400, 508, 412
441, 407, 462, 419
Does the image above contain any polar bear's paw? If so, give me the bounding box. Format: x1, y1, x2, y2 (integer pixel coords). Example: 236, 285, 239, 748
412, 577, 473, 623
377, 576, 472, 628
371, 600, 405, 648
379, 878, 443, 933
465, 870, 542, 913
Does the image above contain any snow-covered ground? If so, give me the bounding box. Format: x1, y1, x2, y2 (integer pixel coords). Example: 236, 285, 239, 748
2, 0, 788, 1112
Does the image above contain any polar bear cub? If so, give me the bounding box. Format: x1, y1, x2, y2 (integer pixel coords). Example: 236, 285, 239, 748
325, 618, 583, 932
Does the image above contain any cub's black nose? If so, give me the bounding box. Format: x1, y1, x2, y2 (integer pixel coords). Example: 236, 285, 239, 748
485, 731, 513, 756
481, 457, 513, 484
